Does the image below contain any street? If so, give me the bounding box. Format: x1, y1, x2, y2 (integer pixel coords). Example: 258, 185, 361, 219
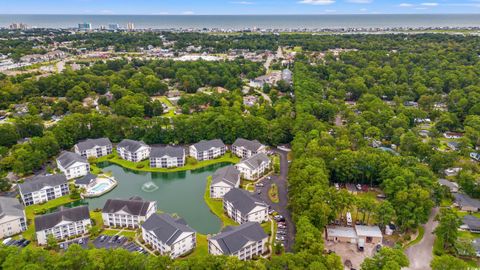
404, 207, 439, 270
255, 148, 295, 252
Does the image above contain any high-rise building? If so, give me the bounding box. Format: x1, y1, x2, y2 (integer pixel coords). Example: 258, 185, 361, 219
9, 23, 28, 30
78, 22, 92, 31
127, 22, 135, 31
108, 23, 120, 31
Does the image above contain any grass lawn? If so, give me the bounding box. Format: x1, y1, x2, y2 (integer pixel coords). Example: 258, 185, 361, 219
458, 230, 480, 240
102, 229, 137, 238
269, 184, 279, 203
403, 226, 425, 249
22, 195, 79, 240
90, 211, 103, 227
184, 234, 209, 258
204, 176, 238, 228
94, 151, 239, 173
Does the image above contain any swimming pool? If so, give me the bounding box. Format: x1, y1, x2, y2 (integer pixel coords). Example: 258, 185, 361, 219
91, 182, 110, 192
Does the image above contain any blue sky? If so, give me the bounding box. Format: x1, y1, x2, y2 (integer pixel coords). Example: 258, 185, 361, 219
3, 0, 480, 14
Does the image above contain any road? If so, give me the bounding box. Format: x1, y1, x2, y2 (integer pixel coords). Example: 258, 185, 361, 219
404, 207, 439, 270
255, 148, 295, 252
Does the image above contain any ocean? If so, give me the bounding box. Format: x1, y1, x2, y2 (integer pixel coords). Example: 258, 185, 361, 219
0, 14, 479, 30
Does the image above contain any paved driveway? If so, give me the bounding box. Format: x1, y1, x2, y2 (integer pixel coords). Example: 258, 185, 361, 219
404, 207, 439, 270
255, 148, 295, 252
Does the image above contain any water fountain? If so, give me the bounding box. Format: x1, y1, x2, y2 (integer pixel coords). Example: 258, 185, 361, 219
141, 181, 159, 192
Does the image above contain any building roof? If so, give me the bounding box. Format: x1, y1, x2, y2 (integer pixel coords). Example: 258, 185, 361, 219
237, 153, 270, 171
455, 193, 480, 209
34, 206, 90, 232
438, 179, 459, 190
191, 139, 225, 153
224, 188, 267, 214
19, 174, 68, 194
142, 213, 195, 245
210, 222, 267, 254
117, 139, 149, 153
102, 197, 153, 216
150, 146, 185, 159
463, 215, 480, 231
326, 226, 357, 239
232, 138, 264, 153
75, 173, 97, 186
0, 196, 24, 220
75, 138, 112, 152
211, 165, 240, 187
355, 225, 383, 238
57, 151, 88, 169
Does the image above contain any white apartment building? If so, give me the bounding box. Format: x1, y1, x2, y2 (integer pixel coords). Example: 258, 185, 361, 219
189, 139, 226, 161
74, 138, 113, 158
0, 196, 27, 238
223, 188, 269, 224
18, 174, 69, 206
231, 138, 266, 158
210, 166, 241, 199
235, 153, 271, 180
35, 206, 91, 245
150, 146, 185, 168
56, 151, 90, 180
142, 213, 196, 258
102, 196, 157, 228
117, 139, 150, 162
208, 222, 268, 260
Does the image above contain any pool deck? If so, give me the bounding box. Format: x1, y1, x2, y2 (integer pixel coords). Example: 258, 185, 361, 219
82, 176, 118, 198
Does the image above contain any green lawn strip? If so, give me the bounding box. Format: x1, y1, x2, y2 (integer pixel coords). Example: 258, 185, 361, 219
22, 195, 79, 240
94, 151, 239, 173
204, 176, 237, 228
403, 226, 425, 249
101, 229, 137, 238
268, 184, 279, 203
184, 234, 209, 258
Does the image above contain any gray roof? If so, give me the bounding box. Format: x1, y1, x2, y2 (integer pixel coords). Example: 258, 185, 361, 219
75, 173, 97, 186
355, 225, 383, 238
0, 196, 24, 220
326, 226, 357, 238
142, 213, 195, 245
237, 153, 270, 170
463, 215, 480, 231
210, 222, 267, 254
117, 139, 149, 153
34, 206, 90, 232
192, 139, 225, 153
57, 151, 88, 169
150, 146, 185, 159
211, 166, 240, 187
75, 138, 112, 152
19, 174, 68, 194
455, 193, 480, 209
102, 197, 153, 216
224, 188, 267, 214
232, 138, 264, 153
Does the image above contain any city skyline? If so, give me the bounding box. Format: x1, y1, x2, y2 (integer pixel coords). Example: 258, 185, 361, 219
3, 0, 480, 15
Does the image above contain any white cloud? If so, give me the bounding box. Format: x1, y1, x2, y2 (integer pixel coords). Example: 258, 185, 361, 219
230, 1, 254, 4
420, 2, 438, 6
182, 11, 195, 15
398, 3, 413, 7
298, 0, 335, 5
347, 0, 373, 3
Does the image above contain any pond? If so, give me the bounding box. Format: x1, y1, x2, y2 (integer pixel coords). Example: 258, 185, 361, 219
84, 162, 230, 234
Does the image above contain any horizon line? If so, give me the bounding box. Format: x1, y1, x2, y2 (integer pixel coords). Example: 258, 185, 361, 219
1, 13, 480, 16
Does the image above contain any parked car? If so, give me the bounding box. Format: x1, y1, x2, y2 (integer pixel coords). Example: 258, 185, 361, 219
268, 209, 275, 215
78, 239, 84, 244
255, 183, 264, 187
100, 235, 107, 242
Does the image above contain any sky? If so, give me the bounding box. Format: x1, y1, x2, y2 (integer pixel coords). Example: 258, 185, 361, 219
2, 0, 480, 15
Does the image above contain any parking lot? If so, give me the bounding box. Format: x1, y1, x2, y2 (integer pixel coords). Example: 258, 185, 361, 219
59, 237, 89, 250
324, 241, 377, 270
2, 238, 31, 248
92, 235, 147, 254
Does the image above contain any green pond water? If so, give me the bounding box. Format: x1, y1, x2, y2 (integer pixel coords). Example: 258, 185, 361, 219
83, 162, 230, 234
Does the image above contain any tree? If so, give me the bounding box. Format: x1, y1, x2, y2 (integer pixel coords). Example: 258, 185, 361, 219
46, 235, 59, 251
434, 208, 461, 251
0, 178, 12, 192
0, 124, 19, 147
431, 255, 468, 270
361, 247, 409, 270
374, 201, 395, 229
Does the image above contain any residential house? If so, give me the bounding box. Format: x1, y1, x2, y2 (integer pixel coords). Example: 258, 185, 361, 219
281, 69, 293, 85
74, 138, 112, 158
438, 179, 459, 193
461, 215, 480, 233
326, 225, 383, 246
231, 138, 266, 159
117, 139, 150, 162
18, 174, 69, 206
243, 96, 258, 107
326, 226, 358, 243
141, 213, 196, 258
0, 197, 27, 238
235, 153, 271, 180
471, 152, 480, 162
445, 167, 462, 177
35, 206, 91, 245
223, 188, 268, 224
473, 239, 480, 257
74, 173, 97, 189
355, 225, 383, 245
444, 132, 464, 139
447, 141, 460, 151
189, 139, 226, 161
210, 166, 241, 199
208, 222, 268, 260
150, 146, 185, 168
56, 151, 90, 180
102, 196, 157, 228
454, 193, 480, 212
